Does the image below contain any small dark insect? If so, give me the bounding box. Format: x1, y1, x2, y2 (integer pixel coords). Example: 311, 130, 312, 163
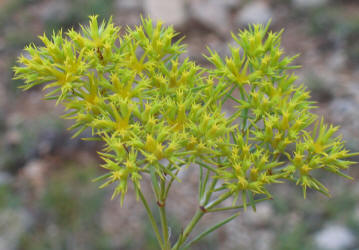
267, 169, 273, 175
96, 47, 104, 61
100, 89, 107, 95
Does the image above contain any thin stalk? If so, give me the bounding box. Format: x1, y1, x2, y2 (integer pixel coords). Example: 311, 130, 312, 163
182, 212, 240, 249
226, 94, 241, 104
159, 178, 170, 250
200, 168, 210, 201
159, 205, 170, 250
205, 191, 232, 210
206, 197, 270, 212
202, 178, 218, 205
172, 210, 205, 250
164, 169, 179, 199
195, 160, 218, 173
199, 164, 204, 201
173, 178, 222, 249
160, 176, 166, 201
134, 183, 163, 249
221, 85, 237, 105
238, 85, 249, 130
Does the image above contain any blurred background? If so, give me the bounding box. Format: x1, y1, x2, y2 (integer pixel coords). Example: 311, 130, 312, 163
1, 0, 359, 249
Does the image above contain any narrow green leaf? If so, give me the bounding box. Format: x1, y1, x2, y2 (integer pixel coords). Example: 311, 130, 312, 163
183, 212, 240, 249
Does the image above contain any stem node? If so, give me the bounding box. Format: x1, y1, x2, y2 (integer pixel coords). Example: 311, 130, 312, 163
199, 205, 207, 213
157, 200, 166, 207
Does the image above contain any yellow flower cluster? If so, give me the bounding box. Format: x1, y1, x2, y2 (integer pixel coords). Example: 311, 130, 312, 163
14, 16, 356, 206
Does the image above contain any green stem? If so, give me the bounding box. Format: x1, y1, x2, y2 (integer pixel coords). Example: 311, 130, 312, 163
221, 85, 237, 105
182, 212, 240, 249
160, 205, 170, 250
202, 178, 218, 205
172, 210, 205, 250
164, 169, 179, 199
205, 191, 232, 210
238, 86, 249, 130
173, 182, 228, 249
159, 178, 170, 250
134, 183, 163, 249
196, 160, 218, 173
206, 197, 270, 212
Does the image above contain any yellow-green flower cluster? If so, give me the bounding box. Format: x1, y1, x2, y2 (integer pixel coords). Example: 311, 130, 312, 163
206, 22, 356, 201
14, 16, 356, 205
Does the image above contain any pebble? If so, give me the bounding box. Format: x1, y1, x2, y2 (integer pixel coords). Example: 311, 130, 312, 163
143, 0, 187, 27
314, 224, 356, 250
190, 0, 231, 35
235, 1, 273, 26
253, 230, 275, 250
20, 159, 48, 197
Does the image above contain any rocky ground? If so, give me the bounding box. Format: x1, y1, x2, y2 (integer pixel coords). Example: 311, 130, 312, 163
0, 0, 359, 249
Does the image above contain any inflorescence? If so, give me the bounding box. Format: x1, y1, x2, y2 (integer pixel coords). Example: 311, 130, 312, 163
14, 16, 356, 207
